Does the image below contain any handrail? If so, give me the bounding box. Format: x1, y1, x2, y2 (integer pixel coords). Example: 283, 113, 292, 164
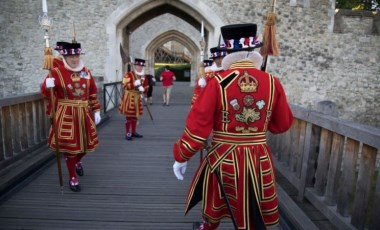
268, 103, 380, 229
103, 81, 122, 113
0, 92, 49, 170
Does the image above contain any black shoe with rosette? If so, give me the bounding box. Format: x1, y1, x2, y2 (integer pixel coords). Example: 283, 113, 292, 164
125, 133, 132, 141
69, 177, 81, 192
75, 162, 84, 176
132, 133, 143, 138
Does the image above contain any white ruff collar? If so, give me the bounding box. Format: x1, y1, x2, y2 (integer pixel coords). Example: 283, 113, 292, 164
134, 69, 145, 76
63, 58, 84, 72
222, 51, 263, 70
209, 63, 224, 72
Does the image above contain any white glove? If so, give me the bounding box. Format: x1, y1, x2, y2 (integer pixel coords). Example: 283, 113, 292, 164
173, 161, 187, 180
46, 78, 55, 88
94, 111, 101, 125
138, 86, 144, 92
198, 77, 206, 88
134, 79, 141, 86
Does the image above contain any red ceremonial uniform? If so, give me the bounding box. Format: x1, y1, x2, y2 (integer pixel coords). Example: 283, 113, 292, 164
42, 56, 65, 116
52, 56, 64, 69
118, 71, 148, 118
173, 60, 293, 229
41, 65, 100, 154
191, 67, 224, 105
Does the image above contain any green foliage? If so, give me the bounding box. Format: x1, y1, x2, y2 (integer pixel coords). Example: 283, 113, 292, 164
336, 0, 379, 10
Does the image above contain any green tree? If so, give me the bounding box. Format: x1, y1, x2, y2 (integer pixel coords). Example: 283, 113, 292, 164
336, 0, 379, 10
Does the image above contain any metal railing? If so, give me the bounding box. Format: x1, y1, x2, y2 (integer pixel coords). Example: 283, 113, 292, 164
103, 81, 122, 113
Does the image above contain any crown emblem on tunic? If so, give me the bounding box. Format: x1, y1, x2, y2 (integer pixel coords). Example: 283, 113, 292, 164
71, 72, 81, 82
238, 71, 258, 93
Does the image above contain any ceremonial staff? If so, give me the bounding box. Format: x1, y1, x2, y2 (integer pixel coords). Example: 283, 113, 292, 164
39, 0, 64, 191
260, 0, 280, 72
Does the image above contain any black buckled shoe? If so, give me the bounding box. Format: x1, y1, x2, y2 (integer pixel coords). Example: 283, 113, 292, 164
132, 132, 143, 138
75, 162, 84, 176
69, 177, 81, 192
125, 133, 132, 141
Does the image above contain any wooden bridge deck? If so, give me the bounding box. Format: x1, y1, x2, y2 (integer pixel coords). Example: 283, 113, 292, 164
0, 82, 327, 229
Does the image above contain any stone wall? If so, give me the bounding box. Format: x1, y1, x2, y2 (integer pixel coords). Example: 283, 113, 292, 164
0, 0, 379, 127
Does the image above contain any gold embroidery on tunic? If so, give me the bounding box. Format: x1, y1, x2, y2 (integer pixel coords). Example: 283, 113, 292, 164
72, 83, 85, 97
73, 88, 84, 97
243, 95, 254, 106
235, 107, 260, 124
256, 99, 265, 109
235, 126, 259, 133
71, 72, 81, 82
238, 71, 258, 93
221, 110, 230, 123
229, 99, 240, 111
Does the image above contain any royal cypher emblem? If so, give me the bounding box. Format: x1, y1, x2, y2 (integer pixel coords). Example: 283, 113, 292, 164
229, 71, 265, 132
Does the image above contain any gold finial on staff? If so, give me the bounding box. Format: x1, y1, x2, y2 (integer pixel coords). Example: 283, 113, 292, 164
72, 21, 77, 43
197, 21, 206, 80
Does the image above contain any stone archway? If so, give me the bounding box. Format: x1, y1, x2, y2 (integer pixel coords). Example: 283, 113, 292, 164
105, 0, 225, 85
144, 30, 199, 85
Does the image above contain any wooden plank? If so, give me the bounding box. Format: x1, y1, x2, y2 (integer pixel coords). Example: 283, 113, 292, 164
276, 133, 285, 161
304, 187, 357, 230
0, 107, 4, 162
11, 104, 21, 154
369, 149, 380, 229
289, 119, 300, 173
38, 100, 47, 139
2, 106, 13, 159
314, 128, 333, 196
298, 122, 313, 200
296, 120, 307, 178
26, 102, 35, 146
20, 103, 29, 150
351, 144, 376, 229
337, 138, 359, 217
290, 104, 380, 149
282, 129, 291, 166
34, 101, 42, 143
304, 125, 321, 188
0, 93, 43, 107
277, 185, 319, 230
324, 133, 344, 206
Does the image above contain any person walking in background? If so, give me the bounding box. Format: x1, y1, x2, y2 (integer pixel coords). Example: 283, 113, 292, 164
209, 46, 227, 73
172, 23, 294, 229
119, 58, 148, 141
41, 41, 102, 192
160, 65, 176, 106
145, 70, 156, 105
